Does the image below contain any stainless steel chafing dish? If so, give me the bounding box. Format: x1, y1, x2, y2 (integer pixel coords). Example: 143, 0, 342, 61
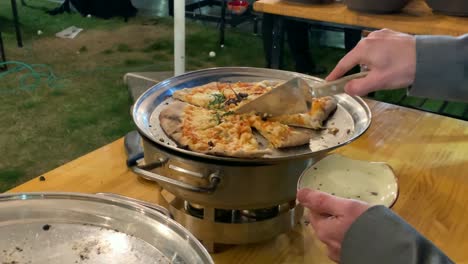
129, 67, 372, 250
131, 67, 371, 208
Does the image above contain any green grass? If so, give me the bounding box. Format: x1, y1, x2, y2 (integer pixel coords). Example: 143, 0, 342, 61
373, 89, 407, 103
101, 49, 114, 55
0, 169, 26, 191
372, 90, 468, 119
142, 39, 173, 52
0, 1, 129, 39
442, 102, 466, 116
79, 46, 88, 53
123, 58, 154, 66
0, 0, 302, 191
420, 99, 445, 112
116, 43, 132, 52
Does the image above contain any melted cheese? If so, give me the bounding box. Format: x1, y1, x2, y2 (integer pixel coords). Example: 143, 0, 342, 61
174, 81, 273, 111
180, 107, 261, 155
250, 116, 292, 148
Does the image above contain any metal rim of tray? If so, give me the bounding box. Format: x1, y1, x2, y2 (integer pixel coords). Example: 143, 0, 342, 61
133, 67, 372, 163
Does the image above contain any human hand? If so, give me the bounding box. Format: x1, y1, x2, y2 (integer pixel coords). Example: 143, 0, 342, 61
326, 29, 416, 96
297, 188, 371, 262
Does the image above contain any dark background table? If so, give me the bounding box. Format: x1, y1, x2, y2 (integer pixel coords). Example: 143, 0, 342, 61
254, 0, 468, 120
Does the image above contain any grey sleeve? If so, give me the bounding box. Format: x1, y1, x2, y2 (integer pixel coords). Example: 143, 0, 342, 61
410, 34, 468, 102
341, 205, 453, 264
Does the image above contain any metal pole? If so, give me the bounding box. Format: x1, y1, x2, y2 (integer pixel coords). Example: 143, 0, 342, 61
174, 0, 185, 76
11, 0, 23, 47
219, 0, 226, 47
0, 32, 8, 71
270, 15, 284, 69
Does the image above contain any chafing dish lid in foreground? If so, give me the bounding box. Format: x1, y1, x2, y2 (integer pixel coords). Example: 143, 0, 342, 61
0, 192, 213, 264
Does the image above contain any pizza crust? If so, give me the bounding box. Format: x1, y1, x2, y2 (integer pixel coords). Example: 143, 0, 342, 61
159, 101, 187, 147
207, 146, 271, 158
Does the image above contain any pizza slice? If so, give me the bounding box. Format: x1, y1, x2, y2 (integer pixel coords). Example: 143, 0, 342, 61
220, 81, 277, 110
172, 81, 276, 111
202, 114, 271, 157
268, 96, 338, 129
159, 101, 271, 158
172, 82, 223, 109
249, 115, 312, 148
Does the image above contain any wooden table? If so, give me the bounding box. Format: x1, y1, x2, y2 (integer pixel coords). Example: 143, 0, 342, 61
254, 0, 468, 36
7, 100, 468, 263
254, 0, 468, 68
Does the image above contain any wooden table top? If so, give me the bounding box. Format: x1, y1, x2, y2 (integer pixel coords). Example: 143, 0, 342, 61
7, 100, 468, 263
254, 0, 468, 36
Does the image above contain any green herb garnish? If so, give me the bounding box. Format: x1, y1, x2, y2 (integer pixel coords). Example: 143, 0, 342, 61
222, 111, 234, 117
208, 93, 226, 110
212, 111, 234, 125
214, 112, 222, 124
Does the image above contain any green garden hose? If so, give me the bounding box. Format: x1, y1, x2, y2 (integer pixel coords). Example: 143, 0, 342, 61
0, 61, 58, 92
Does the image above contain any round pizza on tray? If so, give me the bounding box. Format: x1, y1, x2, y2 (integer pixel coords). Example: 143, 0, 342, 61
158, 81, 338, 158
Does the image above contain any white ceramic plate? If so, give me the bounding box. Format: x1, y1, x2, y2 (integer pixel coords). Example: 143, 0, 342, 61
298, 154, 398, 207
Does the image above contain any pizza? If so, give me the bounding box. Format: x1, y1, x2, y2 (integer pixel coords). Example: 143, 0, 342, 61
159, 101, 271, 158
159, 81, 338, 158
268, 96, 337, 129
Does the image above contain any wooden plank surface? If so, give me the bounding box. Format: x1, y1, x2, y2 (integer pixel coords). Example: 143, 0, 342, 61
254, 0, 468, 36
7, 100, 468, 263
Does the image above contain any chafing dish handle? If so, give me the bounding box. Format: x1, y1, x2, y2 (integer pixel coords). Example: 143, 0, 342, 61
125, 130, 145, 167
124, 131, 220, 194
131, 166, 220, 194
96, 192, 172, 218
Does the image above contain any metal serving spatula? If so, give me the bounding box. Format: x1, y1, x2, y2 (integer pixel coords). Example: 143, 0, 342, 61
234, 77, 309, 116
234, 72, 368, 117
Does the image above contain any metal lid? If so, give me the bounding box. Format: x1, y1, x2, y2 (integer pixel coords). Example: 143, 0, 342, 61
0, 192, 213, 264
